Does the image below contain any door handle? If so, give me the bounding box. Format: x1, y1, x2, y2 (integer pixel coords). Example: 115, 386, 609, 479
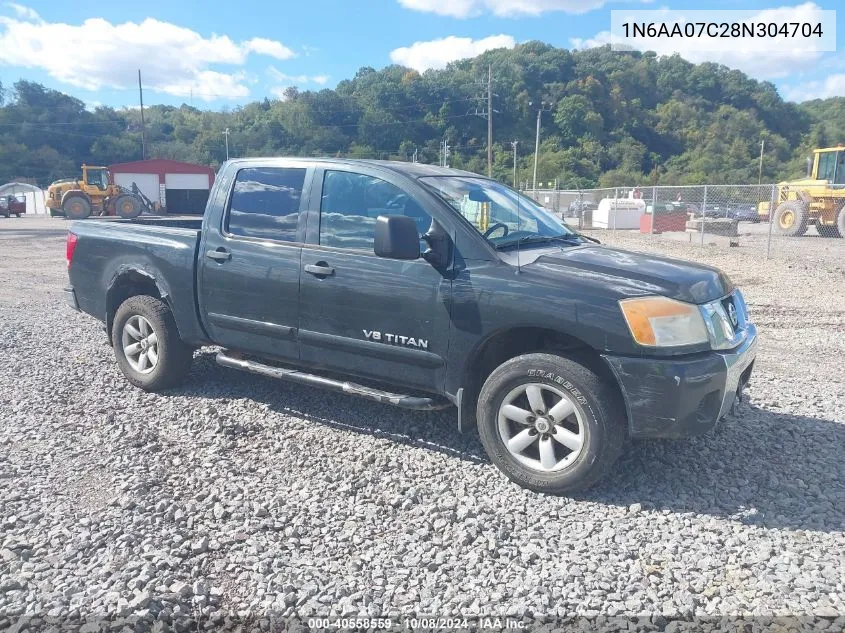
206, 249, 231, 262
304, 263, 335, 277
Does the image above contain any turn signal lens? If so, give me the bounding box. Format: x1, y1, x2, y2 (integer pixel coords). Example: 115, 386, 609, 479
619, 296, 709, 347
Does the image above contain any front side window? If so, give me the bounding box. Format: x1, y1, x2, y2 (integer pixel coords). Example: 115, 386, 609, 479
87, 169, 108, 189
420, 176, 579, 250
818, 152, 836, 182
319, 170, 431, 250
226, 167, 305, 242
836, 152, 845, 185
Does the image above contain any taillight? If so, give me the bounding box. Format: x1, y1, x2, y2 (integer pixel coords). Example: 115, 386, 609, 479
66, 232, 78, 268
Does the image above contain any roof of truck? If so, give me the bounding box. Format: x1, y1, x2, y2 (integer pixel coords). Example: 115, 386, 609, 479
225, 157, 486, 180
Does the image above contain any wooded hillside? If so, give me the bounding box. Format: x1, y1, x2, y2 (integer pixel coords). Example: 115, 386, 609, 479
0, 43, 839, 188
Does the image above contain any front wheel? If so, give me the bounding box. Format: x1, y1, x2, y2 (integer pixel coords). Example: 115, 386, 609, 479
114, 194, 144, 219
112, 296, 193, 391
477, 353, 627, 494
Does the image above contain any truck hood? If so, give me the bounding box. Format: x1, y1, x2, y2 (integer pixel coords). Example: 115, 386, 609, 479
525, 244, 733, 304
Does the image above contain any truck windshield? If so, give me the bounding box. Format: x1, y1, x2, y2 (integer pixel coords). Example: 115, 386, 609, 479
419, 176, 577, 249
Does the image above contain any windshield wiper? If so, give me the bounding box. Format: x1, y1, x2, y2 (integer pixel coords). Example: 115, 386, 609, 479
570, 231, 601, 244
495, 234, 585, 250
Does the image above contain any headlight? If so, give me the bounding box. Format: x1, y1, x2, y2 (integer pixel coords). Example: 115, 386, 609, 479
619, 296, 709, 347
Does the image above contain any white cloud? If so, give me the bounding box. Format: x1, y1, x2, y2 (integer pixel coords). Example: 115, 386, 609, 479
397, 0, 605, 18
0, 7, 298, 100
390, 34, 516, 72
267, 68, 330, 99
572, 3, 830, 81
781, 74, 845, 101
244, 37, 295, 61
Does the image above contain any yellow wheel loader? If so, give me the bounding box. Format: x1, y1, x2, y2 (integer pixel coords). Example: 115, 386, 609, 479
759, 146, 845, 238
45, 165, 156, 220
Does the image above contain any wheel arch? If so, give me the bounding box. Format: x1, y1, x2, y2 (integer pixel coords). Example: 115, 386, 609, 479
105, 267, 175, 344
457, 325, 625, 431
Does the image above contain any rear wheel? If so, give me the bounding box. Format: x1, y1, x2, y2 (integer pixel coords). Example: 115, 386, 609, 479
112, 296, 193, 391
476, 353, 627, 494
772, 201, 808, 237
63, 196, 92, 220
114, 194, 144, 219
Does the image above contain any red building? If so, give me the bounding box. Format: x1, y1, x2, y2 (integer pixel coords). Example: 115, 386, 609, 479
108, 159, 216, 214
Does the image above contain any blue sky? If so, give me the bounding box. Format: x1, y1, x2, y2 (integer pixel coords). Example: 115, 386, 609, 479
0, 0, 842, 109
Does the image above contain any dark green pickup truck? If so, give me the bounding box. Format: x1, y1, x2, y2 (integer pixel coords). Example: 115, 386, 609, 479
64, 158, 757, 493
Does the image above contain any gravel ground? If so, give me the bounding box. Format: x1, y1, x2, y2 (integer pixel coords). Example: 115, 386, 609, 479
1, 216, 843, 631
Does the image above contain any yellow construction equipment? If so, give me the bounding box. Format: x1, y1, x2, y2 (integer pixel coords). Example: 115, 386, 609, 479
45, 165, 154, 220
759, 146, 845, 237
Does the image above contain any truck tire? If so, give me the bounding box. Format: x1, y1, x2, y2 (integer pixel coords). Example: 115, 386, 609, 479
772, 201, 808, 237
63, 196, 92, 220
837, 203, 845, 239
476, 353, 626, 494
115, 195, 143, 219
112, 296, 193, 391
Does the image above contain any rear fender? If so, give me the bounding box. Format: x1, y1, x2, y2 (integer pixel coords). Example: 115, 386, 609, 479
105, 265, 175, 343
60, 190, 92, 208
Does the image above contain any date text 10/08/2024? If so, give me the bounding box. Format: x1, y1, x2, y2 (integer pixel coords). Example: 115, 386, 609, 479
307, 617, 527, 630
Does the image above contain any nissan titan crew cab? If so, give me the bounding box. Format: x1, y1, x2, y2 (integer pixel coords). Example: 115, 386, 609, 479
64, 159, 757, 493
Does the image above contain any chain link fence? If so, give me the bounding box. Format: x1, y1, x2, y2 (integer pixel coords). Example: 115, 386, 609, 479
520, 184, 845, 263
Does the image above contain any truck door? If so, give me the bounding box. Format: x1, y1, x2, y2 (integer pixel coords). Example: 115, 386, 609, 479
298, 166, 451, 392
199, 163, 312, 360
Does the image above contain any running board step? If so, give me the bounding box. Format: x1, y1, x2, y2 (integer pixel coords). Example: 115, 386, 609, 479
216, 351, 451, 411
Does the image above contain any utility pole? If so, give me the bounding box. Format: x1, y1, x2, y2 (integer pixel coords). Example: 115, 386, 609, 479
138, 69, 146, 160
223, 128, 230, 160
487, 64, 493, 177
758, 138, 765, 185
531, 101, 553, 195
467, 65, 496, 176
511, 140, 519, 188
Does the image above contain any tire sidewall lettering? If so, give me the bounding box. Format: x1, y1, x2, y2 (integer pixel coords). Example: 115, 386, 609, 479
526, 369, 589, 406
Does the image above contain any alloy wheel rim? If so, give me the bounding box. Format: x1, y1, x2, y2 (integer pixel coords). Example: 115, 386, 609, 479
780, 210, 794, 228
497, 382, 584, 473
121, 315, 159, 374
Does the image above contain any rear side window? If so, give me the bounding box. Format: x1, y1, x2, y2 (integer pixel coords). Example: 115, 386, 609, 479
226, 167, 306, 241
319, 170, 431, 250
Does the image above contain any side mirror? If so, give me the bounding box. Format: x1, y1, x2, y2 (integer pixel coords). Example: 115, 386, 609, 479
374, 215, 420, 260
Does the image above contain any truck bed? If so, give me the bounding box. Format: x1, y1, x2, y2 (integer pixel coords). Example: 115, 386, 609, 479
68, 218, 207, 345
86, 215, 204, 230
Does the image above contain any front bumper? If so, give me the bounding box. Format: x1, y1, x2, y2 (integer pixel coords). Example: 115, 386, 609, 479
64, 286, 79, 311
604, 324, 757, 439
